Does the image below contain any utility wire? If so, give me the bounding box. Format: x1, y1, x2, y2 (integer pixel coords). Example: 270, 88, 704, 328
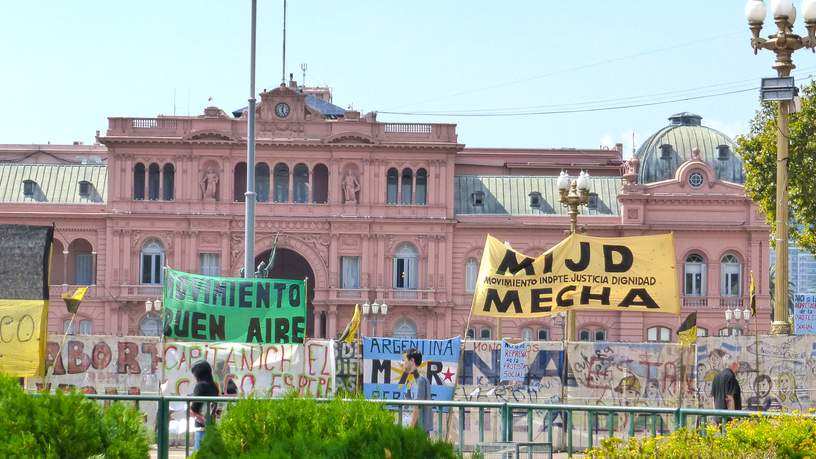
385, 31, 745, 110
407, 68, 816, 114
379, 75, 815, 118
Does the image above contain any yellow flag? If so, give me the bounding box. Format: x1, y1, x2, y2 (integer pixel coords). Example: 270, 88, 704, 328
339, 304, 361, 344
676, 312, 698, 346
472, 233, 680, 318
62, 287, 88, 314
749, 271, 757, 318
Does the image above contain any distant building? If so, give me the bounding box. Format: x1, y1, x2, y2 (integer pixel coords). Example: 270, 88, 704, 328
0, 83, 771, 341
771, 241, 816, 294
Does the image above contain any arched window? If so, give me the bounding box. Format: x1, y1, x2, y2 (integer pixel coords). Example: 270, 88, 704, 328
393, 318, 417, 339
401, 168, 413, 204
538, 329, 549, 340
133, 163, 146, 200
139, 314, 162, 336
140, 239, 165, 284
312, 164, 329, 203
697, 327, 709, 337
480, 327, 492, 340
718, 327, 734, 337
522, 327, 534, 341
256, 163, 270, 202
684, 253, 706, 297
162, 163, 174, 200
465, 258, 479, 293
293, 163, 309, 203
393, 243, 419, 289
386, 168, 398, 204
415, 168, 427, 205
274, 163, 290, 202
647, 326, 672, 342
721, 254, 742, 296
148, 163, 160, 200
68, 238, 94, 285
579, 328, 607, 341
466, 328, 475, 339
234, 162, 247, 202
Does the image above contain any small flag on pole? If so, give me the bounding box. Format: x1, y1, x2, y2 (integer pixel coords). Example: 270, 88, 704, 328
338, 304, 361, 344
676, 311, 698, 346
749, 271, 757, 318
62, 287, 88, 314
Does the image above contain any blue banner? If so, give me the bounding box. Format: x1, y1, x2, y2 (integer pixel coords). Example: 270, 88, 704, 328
362, 336, 461, 401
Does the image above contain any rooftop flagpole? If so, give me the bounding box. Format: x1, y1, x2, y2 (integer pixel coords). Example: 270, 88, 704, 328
243, 0, 258, 279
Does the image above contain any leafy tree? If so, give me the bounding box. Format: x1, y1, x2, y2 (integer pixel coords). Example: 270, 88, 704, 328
736, 80, 816, 253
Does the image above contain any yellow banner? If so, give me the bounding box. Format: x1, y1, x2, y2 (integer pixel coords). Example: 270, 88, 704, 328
0, 299, 49, 376
472, 233, 680, 318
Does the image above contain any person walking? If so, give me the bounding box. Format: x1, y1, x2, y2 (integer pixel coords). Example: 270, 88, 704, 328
402, 348, 433, 435
710, 359, 742, 424
190, 361, 220, 451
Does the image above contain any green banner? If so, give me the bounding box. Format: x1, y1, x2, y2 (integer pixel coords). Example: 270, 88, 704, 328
162, 269, 307, 344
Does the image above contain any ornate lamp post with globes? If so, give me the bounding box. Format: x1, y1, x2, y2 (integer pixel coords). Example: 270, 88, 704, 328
362, 300, 388, 336
744, 0, 816, 334
557, 170, 592, 341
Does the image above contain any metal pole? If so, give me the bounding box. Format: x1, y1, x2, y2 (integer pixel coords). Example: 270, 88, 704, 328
771, 94, 792, 334
281, 0, 287, 85
565, 206, 578, 341
243, 0, 257, 279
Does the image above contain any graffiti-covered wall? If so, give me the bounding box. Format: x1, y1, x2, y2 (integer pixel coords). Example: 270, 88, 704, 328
567, 342, 695, 407
696, 336, 816, 411
27, 335, 161, 394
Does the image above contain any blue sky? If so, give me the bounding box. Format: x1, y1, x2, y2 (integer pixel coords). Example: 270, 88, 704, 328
2, 1, 814, 155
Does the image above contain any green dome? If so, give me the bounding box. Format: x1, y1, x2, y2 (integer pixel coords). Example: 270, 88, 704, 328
635, 113, 744, 184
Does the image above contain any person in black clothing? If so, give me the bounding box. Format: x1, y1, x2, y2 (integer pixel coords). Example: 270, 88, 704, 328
190, 361, 220, 451
710, 359, 741, 424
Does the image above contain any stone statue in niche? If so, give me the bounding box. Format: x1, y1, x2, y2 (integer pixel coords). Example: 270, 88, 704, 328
200, 168, 219, 200
342, 171, 361, 204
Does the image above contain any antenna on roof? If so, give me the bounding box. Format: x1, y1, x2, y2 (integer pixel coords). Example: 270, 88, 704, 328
173, 88, 177, 116
301, 63, 307, 88
281, 0, 287, 85
631, 130, 636, 156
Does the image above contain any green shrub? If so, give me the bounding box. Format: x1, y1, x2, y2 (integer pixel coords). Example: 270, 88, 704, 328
585, 413, 816, 459
194, 394, 458, 458
0, 374, 150, 458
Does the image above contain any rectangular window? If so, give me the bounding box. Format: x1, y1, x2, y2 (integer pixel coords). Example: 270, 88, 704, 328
685, 269, 704, 296
141, 253, 163, 284
79, 320, 93, 336
340, 256, 361, 289
393, 257, 417, 289
200, 253, 220, 276
75, 254, 93, 285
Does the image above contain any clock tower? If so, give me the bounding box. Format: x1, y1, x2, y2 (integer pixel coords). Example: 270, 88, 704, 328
258, 82, 309, 122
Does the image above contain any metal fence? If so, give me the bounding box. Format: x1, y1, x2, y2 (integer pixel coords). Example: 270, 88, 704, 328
80, 394, 811, 459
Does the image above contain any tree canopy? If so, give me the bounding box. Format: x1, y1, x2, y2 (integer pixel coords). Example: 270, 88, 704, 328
736, 80, 816, 253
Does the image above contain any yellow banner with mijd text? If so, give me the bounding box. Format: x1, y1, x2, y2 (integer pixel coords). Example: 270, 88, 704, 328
471, 233, 680, 318
0, 299, 49, 376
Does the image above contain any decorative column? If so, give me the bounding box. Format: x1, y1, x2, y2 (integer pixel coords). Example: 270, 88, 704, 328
308, 168, 314, 203
328, 305, 338, 339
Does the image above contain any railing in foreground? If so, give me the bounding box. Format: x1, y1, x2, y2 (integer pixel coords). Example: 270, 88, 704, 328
82, 394, 812, 459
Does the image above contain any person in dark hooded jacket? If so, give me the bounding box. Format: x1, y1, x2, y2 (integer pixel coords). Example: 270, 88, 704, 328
190, 360, 220, 451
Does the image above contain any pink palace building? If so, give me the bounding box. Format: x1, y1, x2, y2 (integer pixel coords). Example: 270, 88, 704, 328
0, 81, 771, 342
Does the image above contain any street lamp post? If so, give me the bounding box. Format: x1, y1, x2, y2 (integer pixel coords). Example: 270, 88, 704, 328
744, 0, 816, 334
557, 170, 592, 341
362, 300, 388, 336
725, 306, 753, 337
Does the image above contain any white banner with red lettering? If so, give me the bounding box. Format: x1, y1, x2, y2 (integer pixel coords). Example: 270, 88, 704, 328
161, 340, 336, 398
